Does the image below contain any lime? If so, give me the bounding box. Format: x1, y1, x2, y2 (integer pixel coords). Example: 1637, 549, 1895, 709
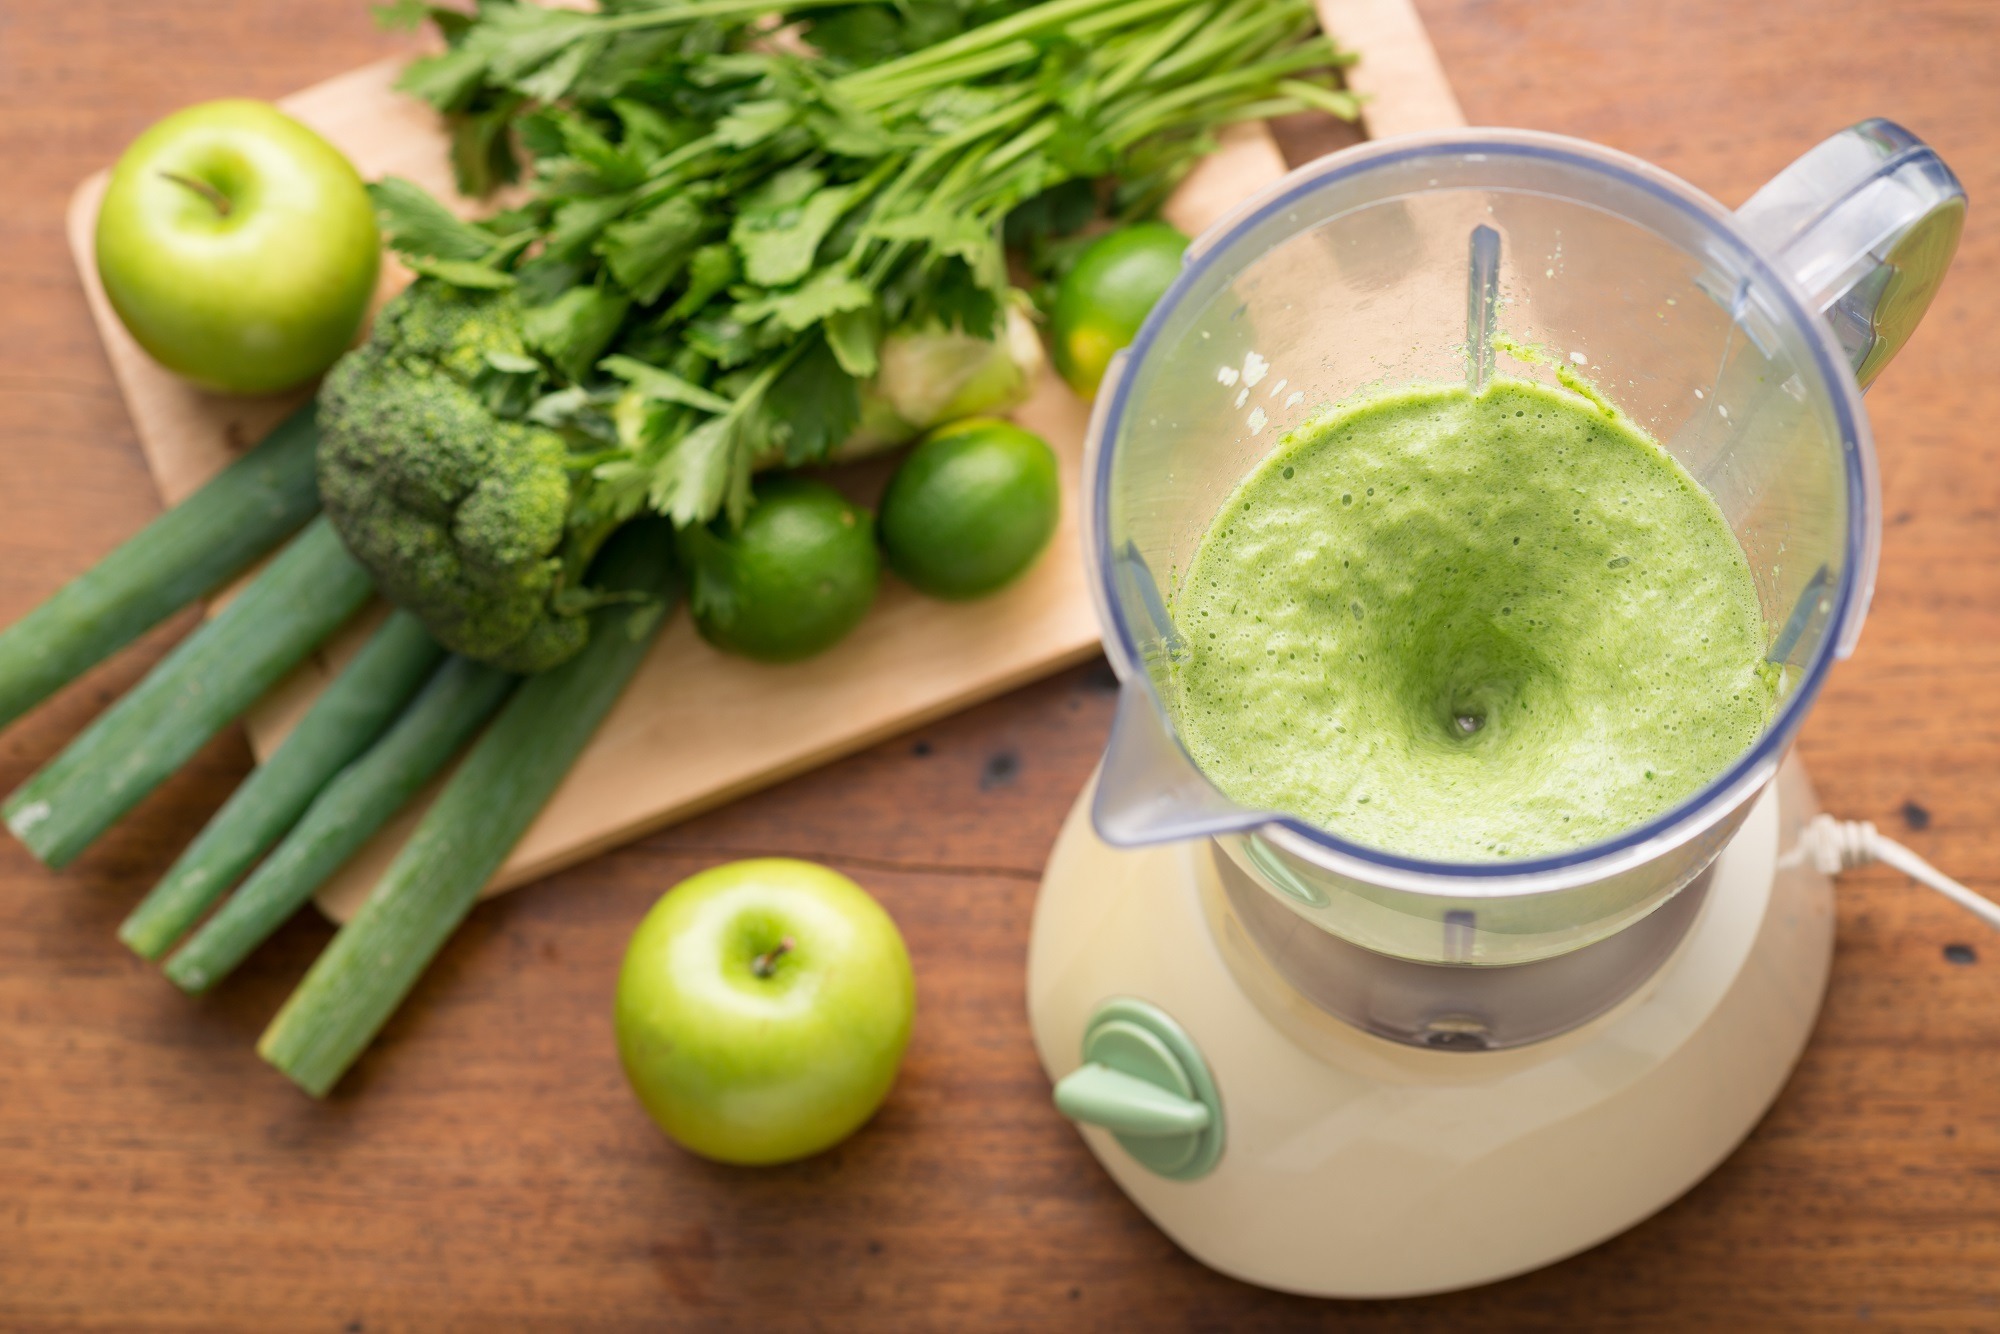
679, 476, 880, 662
878, 418, 1060, 600
1049, 221, 1188, 398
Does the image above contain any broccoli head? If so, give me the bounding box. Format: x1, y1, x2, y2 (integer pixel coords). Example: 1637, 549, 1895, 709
317, 279, 591, 673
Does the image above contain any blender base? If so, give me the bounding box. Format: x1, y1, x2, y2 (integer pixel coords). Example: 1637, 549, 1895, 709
1027, 757, 1834, 1298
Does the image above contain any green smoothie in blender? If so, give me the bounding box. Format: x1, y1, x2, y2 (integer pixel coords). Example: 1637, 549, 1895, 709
1169, 377, 1775, 862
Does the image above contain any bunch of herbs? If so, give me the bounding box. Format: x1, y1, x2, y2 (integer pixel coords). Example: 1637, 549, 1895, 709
375, 0, 1357, 528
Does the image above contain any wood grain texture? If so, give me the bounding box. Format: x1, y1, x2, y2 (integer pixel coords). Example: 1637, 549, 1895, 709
1319, 0, 1465, 138
3, 1, 1999, 1330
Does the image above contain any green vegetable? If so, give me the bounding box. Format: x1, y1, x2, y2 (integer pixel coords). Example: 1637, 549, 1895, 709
879, 417, 1059, 598
1050, 220, 1188, 397
2, 517, 373, 869
317, 279, 604, 674
846, 307, 1045, 452
259, 520, 678, 1096
0, 403, 319, 731
117, 610, 444, 960
165, 653, 516, 995
376, 0, 1352, 532
680, 477, 880, 662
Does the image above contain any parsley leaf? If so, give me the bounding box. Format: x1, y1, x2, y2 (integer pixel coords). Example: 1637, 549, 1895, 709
665, 245, 741, 323
734, 269, 875, 332
610, 98, 691, 161
473, 349, 545, 418
396, 48, 489, 112
715, 100, 795, 150
446, 97, 525, 197
547, 111, 649, 193
685, 312, 762, 369
1003, 177, 1097, 249
404, 255, 517, 290
461, 3, 598, 91
524, 286, 631, 383
922, 258, 1003, 335
824, 304, 882, 377
599, 355, 735, 415
544, 194, 633, 264
368, 177, 495, 263
871, 209, 1007, 293
515, 34, 607, 104
748, 335, 861, 466
599, 194, 711, 304
653, 411, 748, 527
732, 174, 862, 287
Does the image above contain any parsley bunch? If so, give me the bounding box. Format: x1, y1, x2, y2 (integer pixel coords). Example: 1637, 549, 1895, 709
374, 0, 1356, 528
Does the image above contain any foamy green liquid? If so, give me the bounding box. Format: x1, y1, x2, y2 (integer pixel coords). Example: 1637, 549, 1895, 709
1170, 379, 1775, 861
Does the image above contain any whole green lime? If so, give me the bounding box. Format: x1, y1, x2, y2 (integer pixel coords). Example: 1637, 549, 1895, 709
878, 418, 1060, 600
1050, 221, 1189, 399
679, 476, 880, 662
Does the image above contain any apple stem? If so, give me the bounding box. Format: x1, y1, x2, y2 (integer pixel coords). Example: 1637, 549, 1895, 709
751, 936, 795, 978
159, 171, 233, 218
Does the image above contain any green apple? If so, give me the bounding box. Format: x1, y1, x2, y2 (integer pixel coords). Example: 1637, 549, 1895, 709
614, 858, 916, 1165
94, 99, 379, 394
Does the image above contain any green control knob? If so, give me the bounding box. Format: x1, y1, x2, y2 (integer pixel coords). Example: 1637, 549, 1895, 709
1054, 1064, 1211, 1136
1051, 998, 1224, 1180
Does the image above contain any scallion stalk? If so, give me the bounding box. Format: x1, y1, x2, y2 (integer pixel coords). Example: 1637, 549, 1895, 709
164, 653, 515, 994
0, 404, 320, 731
3, 517, 373, 868
118, 610, 444, 959
258, 521, 678, 1096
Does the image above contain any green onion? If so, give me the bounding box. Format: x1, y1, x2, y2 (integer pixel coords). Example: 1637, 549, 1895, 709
3, 516, 373, 868
259, 521, 678, 1096
118, 610, 444, 960
164, 653, 515, 994
0, 404, 320, 730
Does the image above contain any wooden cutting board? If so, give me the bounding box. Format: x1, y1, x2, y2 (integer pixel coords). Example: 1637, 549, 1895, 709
64, 0, 1462, 923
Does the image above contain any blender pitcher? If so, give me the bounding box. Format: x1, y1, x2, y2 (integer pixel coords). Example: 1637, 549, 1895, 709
1085, 121, 1963, 1048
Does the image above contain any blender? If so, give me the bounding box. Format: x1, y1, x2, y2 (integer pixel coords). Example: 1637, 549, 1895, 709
1027, 121, 1965, 1296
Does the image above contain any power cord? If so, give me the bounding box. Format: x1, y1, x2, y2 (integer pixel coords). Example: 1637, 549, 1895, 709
1793, 814, 2000, 932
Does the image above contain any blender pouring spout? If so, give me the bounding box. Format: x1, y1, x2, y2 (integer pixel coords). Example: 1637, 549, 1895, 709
1092, 540, 1274, 846
1093, 678, 1274, 847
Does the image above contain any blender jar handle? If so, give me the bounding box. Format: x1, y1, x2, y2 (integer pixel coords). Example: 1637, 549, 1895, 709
1735, 119, 1965, 390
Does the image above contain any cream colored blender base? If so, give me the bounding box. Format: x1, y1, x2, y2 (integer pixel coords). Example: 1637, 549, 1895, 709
1027, 758, 1834, 1298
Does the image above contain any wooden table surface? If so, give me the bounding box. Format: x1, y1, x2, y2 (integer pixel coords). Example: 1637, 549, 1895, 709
4, 2, 1998, 1329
